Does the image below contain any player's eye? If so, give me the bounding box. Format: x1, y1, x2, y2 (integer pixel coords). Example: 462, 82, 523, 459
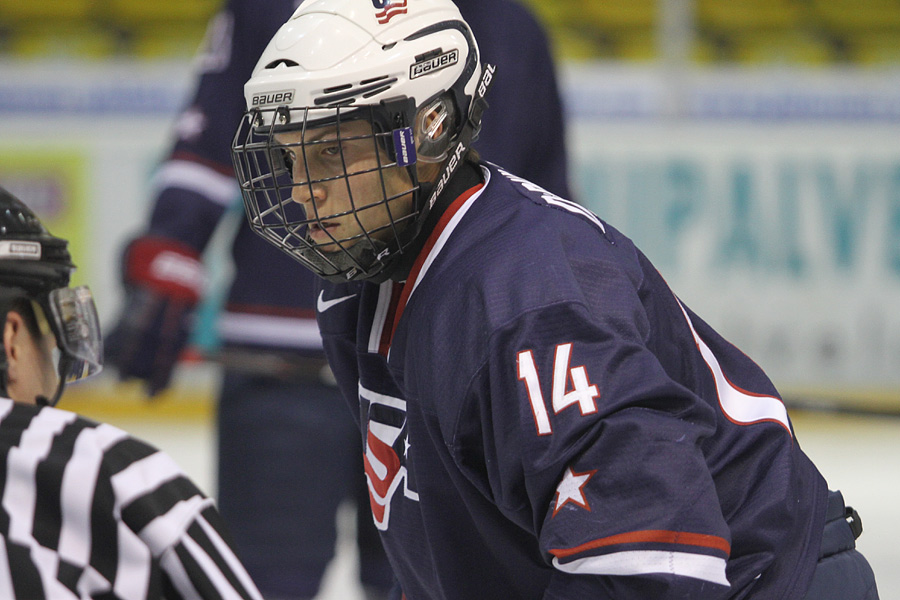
321, 143, 341, 157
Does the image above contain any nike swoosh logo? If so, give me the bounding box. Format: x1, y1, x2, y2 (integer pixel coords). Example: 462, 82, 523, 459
317, 290, 358, 313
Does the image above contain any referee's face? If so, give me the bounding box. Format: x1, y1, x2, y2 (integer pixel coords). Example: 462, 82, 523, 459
3, 309, 60, 405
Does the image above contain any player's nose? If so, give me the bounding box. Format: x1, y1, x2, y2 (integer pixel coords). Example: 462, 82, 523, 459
291, 179, 326, 208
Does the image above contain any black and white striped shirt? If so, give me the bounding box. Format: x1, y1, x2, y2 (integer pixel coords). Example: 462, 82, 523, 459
0, 397, 263, 599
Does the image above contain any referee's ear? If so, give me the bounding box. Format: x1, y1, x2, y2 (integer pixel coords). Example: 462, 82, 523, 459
4, 310, 30, 404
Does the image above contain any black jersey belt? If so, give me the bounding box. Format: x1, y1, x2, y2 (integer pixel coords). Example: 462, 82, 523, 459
215, 348, 334, 383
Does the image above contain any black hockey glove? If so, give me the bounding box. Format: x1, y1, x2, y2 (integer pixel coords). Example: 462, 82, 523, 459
104, 236, 205, 396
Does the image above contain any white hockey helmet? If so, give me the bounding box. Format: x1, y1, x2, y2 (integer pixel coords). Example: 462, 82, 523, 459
232, 0, 490, 282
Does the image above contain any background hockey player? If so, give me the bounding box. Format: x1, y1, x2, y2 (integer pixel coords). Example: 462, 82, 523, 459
0, 186, 264, 600
231, 0, 880, 598
105, 0, 569, 597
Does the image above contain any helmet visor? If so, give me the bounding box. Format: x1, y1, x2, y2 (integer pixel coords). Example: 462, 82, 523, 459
47, 285, 102, 382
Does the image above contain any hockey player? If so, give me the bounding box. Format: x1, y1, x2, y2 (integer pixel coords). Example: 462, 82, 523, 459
231, 0, 880, 598
0, 186, 263, 600
105, 0, 569, 597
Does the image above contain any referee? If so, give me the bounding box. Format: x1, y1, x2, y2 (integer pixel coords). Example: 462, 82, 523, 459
0, 186, 263, 600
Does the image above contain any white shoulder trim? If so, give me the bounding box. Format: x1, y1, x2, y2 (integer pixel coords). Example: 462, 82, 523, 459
678, 301, 791, 435
553, 550, 729, 587
153, 160, 239, 207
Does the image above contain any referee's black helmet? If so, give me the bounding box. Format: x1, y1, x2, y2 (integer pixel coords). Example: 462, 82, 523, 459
0, 186, 75, 294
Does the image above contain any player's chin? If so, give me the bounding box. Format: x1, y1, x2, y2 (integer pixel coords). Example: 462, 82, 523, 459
308, 233, 356, 254
309, 241, 341, 254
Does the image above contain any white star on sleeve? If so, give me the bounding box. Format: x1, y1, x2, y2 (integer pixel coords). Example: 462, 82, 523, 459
552, 467, 597, 517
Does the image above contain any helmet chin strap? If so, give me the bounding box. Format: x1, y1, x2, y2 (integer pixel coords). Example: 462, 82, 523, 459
300, 236, 392, 283
35, 380, 66, 408
34, 354, 72, 407
35, 354, 72, 408
0, 367, 65, 408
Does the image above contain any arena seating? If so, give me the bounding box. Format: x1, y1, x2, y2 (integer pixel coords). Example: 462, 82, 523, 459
1, 0, 899, 64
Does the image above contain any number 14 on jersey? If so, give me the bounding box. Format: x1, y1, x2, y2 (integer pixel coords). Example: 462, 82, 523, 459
517, 343, 600, 435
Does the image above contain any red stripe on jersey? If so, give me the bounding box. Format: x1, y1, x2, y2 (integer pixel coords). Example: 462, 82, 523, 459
170, 150, 235, 177
364, 427, 402, 498
388, 182, 485, 346
549, 530, 731, 559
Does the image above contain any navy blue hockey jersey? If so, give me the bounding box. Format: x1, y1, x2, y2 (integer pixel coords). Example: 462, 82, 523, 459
317, 163, 828, 599
145, 0, 569, 355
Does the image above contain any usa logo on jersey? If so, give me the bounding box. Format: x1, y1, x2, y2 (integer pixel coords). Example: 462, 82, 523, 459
361, 384, 419, 530
373, 0, 407, 24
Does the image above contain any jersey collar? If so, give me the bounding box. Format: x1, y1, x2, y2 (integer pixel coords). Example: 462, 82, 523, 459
385, 162, 489, 350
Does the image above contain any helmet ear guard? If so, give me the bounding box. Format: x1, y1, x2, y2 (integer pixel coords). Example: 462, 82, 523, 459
414, 94, 457, 163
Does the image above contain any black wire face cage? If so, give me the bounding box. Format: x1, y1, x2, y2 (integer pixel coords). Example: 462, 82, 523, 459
232, 102, 424, 283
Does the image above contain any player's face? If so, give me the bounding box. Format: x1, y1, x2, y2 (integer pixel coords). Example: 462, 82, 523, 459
277, 119, 415, 251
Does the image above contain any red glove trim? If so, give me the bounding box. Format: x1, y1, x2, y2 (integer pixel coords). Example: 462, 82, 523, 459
126, 237, 205, 303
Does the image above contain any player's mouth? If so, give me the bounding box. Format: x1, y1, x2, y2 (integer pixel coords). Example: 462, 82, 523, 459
308, 221, 339, 243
